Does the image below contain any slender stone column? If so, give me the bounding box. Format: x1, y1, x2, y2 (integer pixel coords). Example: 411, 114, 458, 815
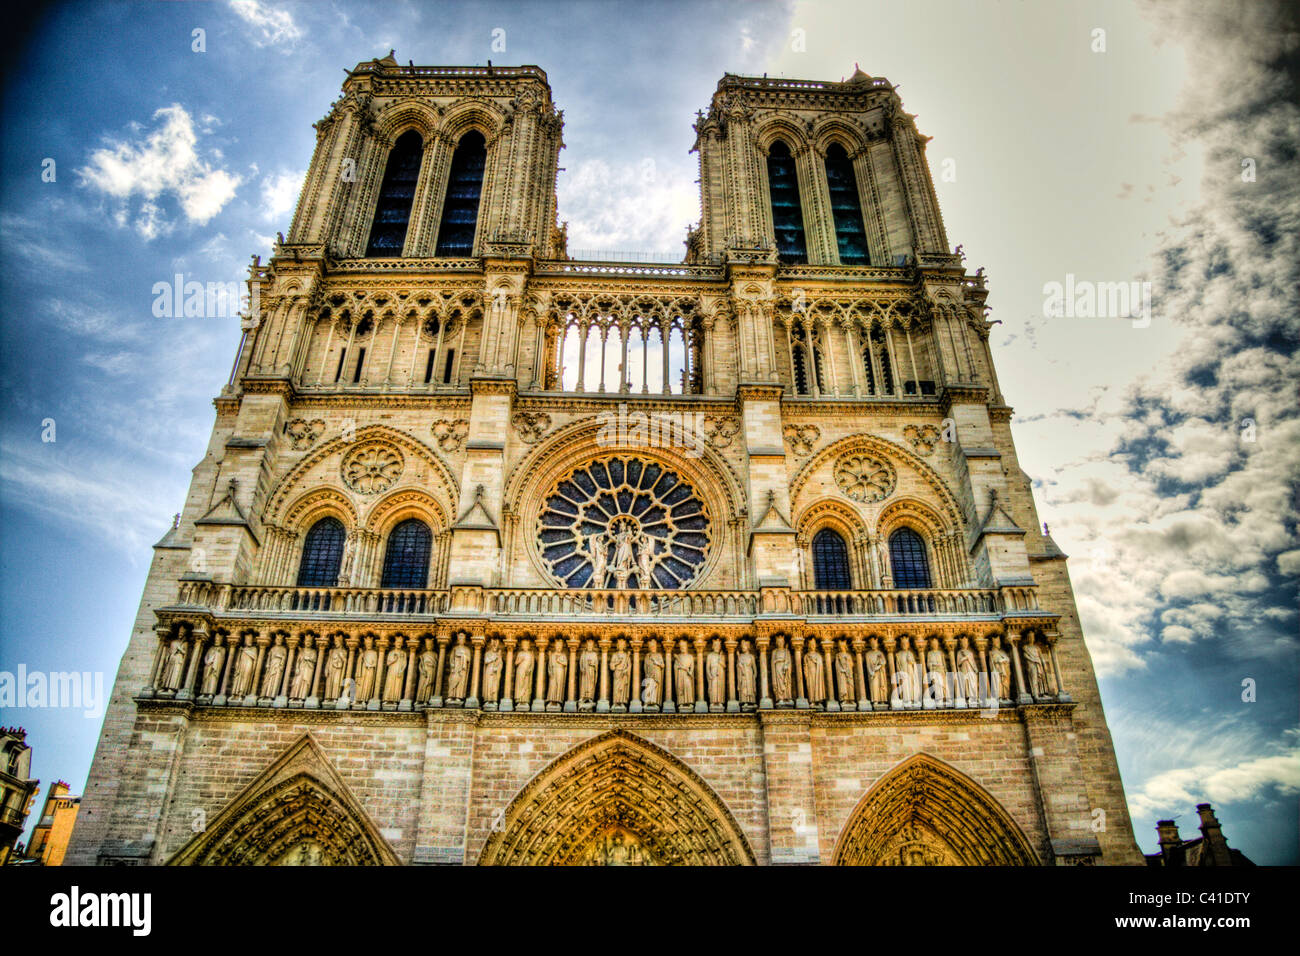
466, 634, 484, 709
629, 637, 643, 714
306, 635, 326, 709
1008, 632, 1032, 705
565, 638, 578, 713
883, 635, 899, 709
252, 635, 270, 704
1047, 635, 1071, 701
596, 637, 611, 714
974, 636, 992, 709
531, 637, 547, 711
368, 636, 387, 711
725, 638, 739, 713
215, 633, 241, 705
430, 633, 449, 708
792, 636, 809, 710
944, 636, 963, 709
757, 636, 773, 710
822, 640, 840, 713
141, 627, 169, 698
181, 628, 209, 701
276, 634, 298, 707
663, 638, 676, 713
693, 638, 707, 713
400, 638, 418, 711
501, 638, 516, 712
851, 637, 869, 711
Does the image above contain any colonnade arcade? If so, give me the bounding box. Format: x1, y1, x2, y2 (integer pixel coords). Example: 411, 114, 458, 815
140, 618, 1069, 714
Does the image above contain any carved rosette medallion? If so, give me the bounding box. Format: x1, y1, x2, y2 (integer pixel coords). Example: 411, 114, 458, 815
902, 423, 942, 456
284, 418, 325, 451
537, 456, 710, 589
834, 452, 896, 502
783, 423, 820, 458
341, 444, 404, 495
514, 410, 552, 444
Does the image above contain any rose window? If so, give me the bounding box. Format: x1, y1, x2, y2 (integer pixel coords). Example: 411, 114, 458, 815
341, 444, 404, 495
834, 452, 895, 502
537, 457, 710, 589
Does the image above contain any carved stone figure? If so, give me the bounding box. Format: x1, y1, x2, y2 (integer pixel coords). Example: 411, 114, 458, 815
1023, 635, 1050, 698
444, 634, 471, 702
835, 640, 855, 702
866, 637, 888, 703
262, 641, 287, 697
324, 646, 346, 699
514, 639, 535, 705
291, 646, 317, 699
383, 647, 406, 701
587, 534, 608, 589
674, 639, 695, 706
612, 523, 636, 575
416, 648, 436, 703
162, 639, 187, 691
200, 643, 225, 696
579, 639, 599, 702
956, 636, 979, 701
736, 639, 757, 706
771, 635, 793, 703
926, 638, 948, 704
706, 638, 725, 706
641, 639, 663, 707
482, 639, 503, 702
803, 638, 826, 704
356, 641, 379, 700
990, 636, 1012, 700
546, 642, 568, 704
635, 531, 656, 588
610, 639, 631, 706
895, 637, 920, 704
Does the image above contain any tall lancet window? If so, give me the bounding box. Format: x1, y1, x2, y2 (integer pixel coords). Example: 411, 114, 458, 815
365, 130, 424, 257
824, 143, 870, 265
435, 130, 487, 257
766, 140, 807, 263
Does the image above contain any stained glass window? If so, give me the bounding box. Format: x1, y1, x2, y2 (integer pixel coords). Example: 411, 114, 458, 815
812, 529, 852, 589
365, 130, 423, 257
435, 131, 486, 257
297, 517, 345, 587
889, 527, 931, 589
380, 518, 432, 588
824, 143, 870, 265
767, 140, 807, 263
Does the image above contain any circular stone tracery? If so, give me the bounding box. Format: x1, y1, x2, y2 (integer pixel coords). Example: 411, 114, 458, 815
834, 452, 896, 502
341, 444, 404, 495
537, 456, 710, 589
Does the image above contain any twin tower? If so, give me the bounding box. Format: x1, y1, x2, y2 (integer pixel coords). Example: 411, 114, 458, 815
69, 55, 1142, 867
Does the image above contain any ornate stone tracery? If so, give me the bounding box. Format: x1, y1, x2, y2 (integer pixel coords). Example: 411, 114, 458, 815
834, 452, 896, 502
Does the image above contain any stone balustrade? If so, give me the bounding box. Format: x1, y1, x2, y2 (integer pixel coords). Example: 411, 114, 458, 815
139, 622, 1070, 715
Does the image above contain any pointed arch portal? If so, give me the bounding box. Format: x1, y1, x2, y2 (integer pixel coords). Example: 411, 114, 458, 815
833, 753, 1039, 865
478, 730, 756, 866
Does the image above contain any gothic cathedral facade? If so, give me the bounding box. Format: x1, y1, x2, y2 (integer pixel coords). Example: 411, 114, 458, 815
68, 55, 1142, 866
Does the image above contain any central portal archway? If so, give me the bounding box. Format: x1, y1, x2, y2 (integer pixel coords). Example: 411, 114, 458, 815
478, 730, 756, 866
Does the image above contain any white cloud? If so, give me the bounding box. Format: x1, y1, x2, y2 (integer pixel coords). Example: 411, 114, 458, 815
77, 105, 243, 238
260, 170, 304, 222
228, 0, 303, 48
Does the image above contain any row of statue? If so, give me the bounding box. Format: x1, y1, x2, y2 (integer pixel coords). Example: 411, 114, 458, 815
145, 627, 1064, 711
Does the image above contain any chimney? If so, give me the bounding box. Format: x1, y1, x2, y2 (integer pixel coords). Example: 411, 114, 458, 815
1156, 819, 1183, 866
1196, 804, 1234, 866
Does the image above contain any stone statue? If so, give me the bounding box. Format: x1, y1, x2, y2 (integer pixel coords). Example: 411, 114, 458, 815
290, 646, 317, 699
262, 641, 287, 697
736, 639, 757, 706
163, 639, 187, 691
956, 636, 979, 701
231, 641, 257, 698
674, 639, 695, 707
612, 523, 636, 574
200, 643, 225, 696
416, 648, 436, 703
587, 534, 608, 588
835, 640, 855, 702
990, 635, 1012, 700
771, 634, 793, 703
446, 634, 471, 701
324, 646, 346, 699
641, 639, 663, 707
514, 639, 535, 705
482, 639, 503, 702
356, 640, 379, 701
610, 639, 631, 706
706, 638, 725, 706
926, 638, 948, 705
546, 642, 568, 704
1023, 635, 1049, 697
383, 646, 406, 701
895, 637, 920, 705
579, 639, 599, 702
635, 531, 656, 588
866, 637, 888, 704
803, 638, 826, 704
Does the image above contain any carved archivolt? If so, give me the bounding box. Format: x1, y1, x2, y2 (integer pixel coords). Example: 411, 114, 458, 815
832, 753, 1039, 866
167, 734, 399, 866
342, 443, 404, 495
478, 730, 756, 866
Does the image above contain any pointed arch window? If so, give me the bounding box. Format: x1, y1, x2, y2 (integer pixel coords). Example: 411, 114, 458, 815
824, 143, 870, 265
435, 130, 487, 257
889, 528, 931, 589
812, 529, 852, 589
297, 517, 346, 587
766, 140, 807, 263
365, 130, 423, 257
380, 518, 432, 588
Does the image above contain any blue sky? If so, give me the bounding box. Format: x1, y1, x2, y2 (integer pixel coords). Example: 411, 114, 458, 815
0, 0, 1295, 863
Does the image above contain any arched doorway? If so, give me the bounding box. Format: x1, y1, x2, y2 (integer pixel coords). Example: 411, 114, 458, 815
833, 753, 1039, 865
478, 730, 756, 865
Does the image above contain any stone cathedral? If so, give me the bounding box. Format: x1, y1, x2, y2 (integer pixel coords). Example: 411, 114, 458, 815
69, 55, 1143, 866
